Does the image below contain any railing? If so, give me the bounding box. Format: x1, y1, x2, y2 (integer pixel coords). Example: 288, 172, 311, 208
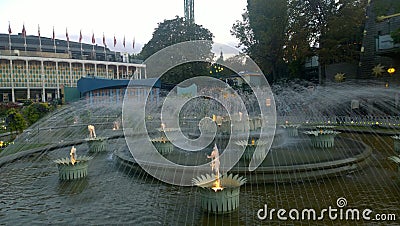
279, 115, 400, 127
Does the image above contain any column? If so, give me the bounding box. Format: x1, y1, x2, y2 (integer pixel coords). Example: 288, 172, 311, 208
94, 63, 97, 77
56, 61, 60, 99
117, 65, 119, 79
126, 66, 129, 78
26, 60, 30, 99
134, 67, 138, 80
139, 66, 142, 79
82, 63, 85, 76
106, 64, 109, 78
69, 62, 73, 87
144, 66, 147, 79
41, 61, 45, 102
10, 60, 15, 102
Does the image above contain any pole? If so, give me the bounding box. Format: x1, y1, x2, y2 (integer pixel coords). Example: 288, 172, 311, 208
8, 34, 11, 54
8, 21, 11, 54
38, 25, 42, 52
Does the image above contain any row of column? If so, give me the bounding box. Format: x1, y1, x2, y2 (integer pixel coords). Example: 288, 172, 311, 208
6, 59, 146, 102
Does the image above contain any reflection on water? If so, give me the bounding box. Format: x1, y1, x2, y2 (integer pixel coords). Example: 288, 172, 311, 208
0, 135, 399, 225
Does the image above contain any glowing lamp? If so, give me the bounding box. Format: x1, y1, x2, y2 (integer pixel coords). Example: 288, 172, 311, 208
388, 67, 395, 75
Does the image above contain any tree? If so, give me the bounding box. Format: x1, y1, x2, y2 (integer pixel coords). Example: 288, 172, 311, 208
22, 103, 51, 125
232, 0, 367, 82
232, 0, 288, 82
138, 16, 215, 85
6, 108, 26, 134
139, 16, 214, 60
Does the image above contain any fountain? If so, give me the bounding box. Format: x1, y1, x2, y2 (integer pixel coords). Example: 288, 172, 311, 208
388, 155, 400, 172
280, 121, 300, 137
150, 124, 175, 155
1, 39, 399, 224
235, 138, 268, 161
304, 129, 341, 148
86, 125, 107, 152
392, 135, 400, 153
54, 146, 93, 180
193, 144, 246, 214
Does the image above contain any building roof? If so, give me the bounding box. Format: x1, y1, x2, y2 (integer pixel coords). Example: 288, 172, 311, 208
77, 76, 161, 94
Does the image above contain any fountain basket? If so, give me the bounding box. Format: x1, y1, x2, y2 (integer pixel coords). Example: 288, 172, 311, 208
87, 138, 107, 152
54, 156, 93, 180
151, 140, 174, 155
304, 130, 340, 148
392, 136, 400, 153
193, 174, 246, 214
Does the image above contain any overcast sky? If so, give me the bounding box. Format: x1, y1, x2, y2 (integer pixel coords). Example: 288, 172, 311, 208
0, 0, 247, 54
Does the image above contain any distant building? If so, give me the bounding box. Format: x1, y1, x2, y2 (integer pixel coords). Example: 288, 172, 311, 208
0, 33, 146, 102
77, 77, 160, 105
359, 0, 400, 78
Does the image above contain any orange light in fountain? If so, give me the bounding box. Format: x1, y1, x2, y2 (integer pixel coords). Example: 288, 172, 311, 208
212, 177, 224, 192
285, 120, 289, 125
251, 138, 255, 146
161, 136, 167, 143
212, 114, 216, 122
320, 129, 323, 134
70, 146, 77, 165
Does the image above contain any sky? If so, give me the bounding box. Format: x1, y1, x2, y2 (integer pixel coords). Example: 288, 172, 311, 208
0, 0, 247, 54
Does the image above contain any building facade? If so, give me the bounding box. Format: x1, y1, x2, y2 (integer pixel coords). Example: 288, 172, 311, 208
0, 33, 146, 102
359, 0, 400, 78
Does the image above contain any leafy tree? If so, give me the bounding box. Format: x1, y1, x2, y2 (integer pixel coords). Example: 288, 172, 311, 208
232, 0, 288, 82
138, 16, 215, 85
232, 0, 367, 81
392, 28, 400, 44
22, 103, 51, 125
6, 108, 26, 134
139, 16, 214, 60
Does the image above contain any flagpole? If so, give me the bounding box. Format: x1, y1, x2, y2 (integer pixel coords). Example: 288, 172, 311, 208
53, 26, 56, 53
91, 32, 95, 60
38, 24, 42, 52
66, 28, 70, 52
113, 34, 117, 62
103, 33, 106, 61
8, 21, 12, 54
22, 24, 27, 52
79, 29, 83, 59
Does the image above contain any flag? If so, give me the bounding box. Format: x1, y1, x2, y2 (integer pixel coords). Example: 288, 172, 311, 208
123, 35, 125, 48
79, 30, 82, 43
103, 33, 106, 47
22, 24, 26, 37
66, 27, 69, 42
113, 35, 116, 47
38, 24, 40, 37
92, 33, 95, 44
8, 22, 11, 34
132, 37, 135, 49
52, 26, 55, 40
